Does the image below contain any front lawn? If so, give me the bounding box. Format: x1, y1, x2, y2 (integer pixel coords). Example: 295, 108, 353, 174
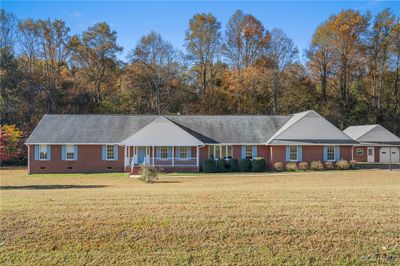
1, 168, 399, 265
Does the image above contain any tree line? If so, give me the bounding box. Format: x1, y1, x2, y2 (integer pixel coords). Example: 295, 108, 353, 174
1, 8, 400, 137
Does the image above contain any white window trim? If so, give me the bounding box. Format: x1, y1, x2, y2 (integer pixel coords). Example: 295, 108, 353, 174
178, 147, 190, 160
289, 145, 298, 162
65, 144, 75, 161
106, 145, 116, 161
245, 145, 253, 159
355, 148, 364, 156
159, 146, 169, 160
39, 144, 48, 161
209, 145, 233, 160
326, 146, 335, 161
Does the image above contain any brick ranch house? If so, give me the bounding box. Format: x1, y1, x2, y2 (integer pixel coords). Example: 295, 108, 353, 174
25, 110, 400, 174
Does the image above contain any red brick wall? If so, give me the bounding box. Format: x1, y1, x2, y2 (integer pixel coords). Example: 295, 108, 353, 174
29, 145, 124, 174
270, 146, 286, 165
353, 147, 367, 162
375, 147, 380, 162
340, 146, 352, 161
302, 146, 323, 162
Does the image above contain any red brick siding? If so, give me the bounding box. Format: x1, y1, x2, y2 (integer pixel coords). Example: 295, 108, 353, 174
29, 145, 124, 174
270, 146, 286, 165
353, 147, 367, 162
340, 146, 352, 161
302, 146, 323, 162
375, 147, 380, 162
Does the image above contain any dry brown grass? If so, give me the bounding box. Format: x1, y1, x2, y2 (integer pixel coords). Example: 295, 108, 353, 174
1, 168, 400, 265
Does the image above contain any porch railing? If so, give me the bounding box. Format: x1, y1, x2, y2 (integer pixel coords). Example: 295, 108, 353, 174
127, 156, 197, 167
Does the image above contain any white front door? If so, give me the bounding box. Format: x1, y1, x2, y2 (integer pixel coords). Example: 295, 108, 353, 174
367, 147, 375, 163
380, 147, 400, 163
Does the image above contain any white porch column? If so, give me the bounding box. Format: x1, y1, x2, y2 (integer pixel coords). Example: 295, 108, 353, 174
152, 146, 155, 166
196, 146, 199, 167
172, 146, 174, 167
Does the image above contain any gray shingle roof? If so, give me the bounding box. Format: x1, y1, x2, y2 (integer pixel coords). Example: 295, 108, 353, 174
26, 114, 291, 144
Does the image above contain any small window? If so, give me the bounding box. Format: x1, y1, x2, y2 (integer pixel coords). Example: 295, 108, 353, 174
227, 146, 232, 158
289, 146, 298, 161
160, 147, 168, 159
179, 147, 188, 159
245, 146, 252, 158
66, 145, 75, 160
327, 146, 335, 161
106, 145, 115, 160
368, 149, 373, 156
39, 145, 48, 160
356, 148, 364, 156
215, 145, 221, 159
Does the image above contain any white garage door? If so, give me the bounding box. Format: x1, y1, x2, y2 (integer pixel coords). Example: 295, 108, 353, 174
380, 147, 400, 163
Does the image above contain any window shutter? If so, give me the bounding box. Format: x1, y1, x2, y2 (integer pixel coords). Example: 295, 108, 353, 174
102, 145, 106, 160
114, 145, 118, 160
241, 146, 246, 159
167, 147, 172, 158
323, 146, 328, 161
298, 146, 302, 162
285, 146, 290, 161
252, 146, 257, 158
62, 145, 66, 161
187, 147, 192, 158
175, 147, 180, 159
47, 145, 51, 160
74, 145, 78, 160
335, 146, 340, 161
34, 145, 39, 160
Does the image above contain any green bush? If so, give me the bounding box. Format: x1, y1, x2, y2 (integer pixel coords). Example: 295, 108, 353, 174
203, 159, 216, 173
239, 159, 252, 172
227, 159, 239, 172
216, 159, 227, 172
252, 157, 266, 172
285, 162, 298, 171
336, 160, 350, 170
324, 161, 335, 170
139, 165, 159, 183
298, 162, 309, 171
310, 160, 324, 171
349, 160, 358, 169
273, 162, 285, 172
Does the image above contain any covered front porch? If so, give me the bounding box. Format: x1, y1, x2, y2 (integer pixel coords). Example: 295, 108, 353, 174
124, 146, 199, 168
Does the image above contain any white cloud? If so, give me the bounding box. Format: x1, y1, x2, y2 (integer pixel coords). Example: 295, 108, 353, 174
70, 11, 82, 18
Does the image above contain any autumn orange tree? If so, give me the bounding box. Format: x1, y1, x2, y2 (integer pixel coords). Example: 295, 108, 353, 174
0, 125, 26, 165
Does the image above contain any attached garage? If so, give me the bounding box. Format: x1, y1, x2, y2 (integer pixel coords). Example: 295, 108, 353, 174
379, 147, 400, 163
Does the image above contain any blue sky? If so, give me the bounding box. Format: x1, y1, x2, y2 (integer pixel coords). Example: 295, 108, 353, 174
3, 1, 400, 61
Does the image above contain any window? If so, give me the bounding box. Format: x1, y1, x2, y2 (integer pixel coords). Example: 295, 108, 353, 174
368, 149, 373, 156
227, 146, 232, 158
215, 145, 221, 159
160, 147, 168, 159
66, 145, 75, 160
356, 148, 364, 156
327, 146, 335, 161
106, 145, 115, 160
39, 145, 48, 160
289, 146, 298, 161
179, 147, 188, 159
221, 145, 227, 158
245, 146, 252, 158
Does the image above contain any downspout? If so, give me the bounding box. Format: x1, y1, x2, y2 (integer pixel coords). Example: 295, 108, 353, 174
27, 144, 31, 175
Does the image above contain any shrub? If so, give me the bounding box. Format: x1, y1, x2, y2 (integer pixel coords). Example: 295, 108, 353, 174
273, 162, 285, 172
298, 162, 309, 171
349, 160, 358, 169
138, 165, 158, 183
285, 162, 298, 172
239, 159, 252, 172
216, 159, 227, 172
227, 159, 239, 172
310, 160, 324, 171
324, 161, 335, 170
203, 159, 216, 173
336, 160, 350, 170
252, 157, 266, 172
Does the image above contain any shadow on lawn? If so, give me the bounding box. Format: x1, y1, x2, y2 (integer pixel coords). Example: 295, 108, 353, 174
0, 185, 108, 190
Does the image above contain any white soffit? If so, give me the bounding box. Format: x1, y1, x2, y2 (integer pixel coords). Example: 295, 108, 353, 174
121, 116, 204, 146
269, 110, 352, 141
358, 125, 400, 142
